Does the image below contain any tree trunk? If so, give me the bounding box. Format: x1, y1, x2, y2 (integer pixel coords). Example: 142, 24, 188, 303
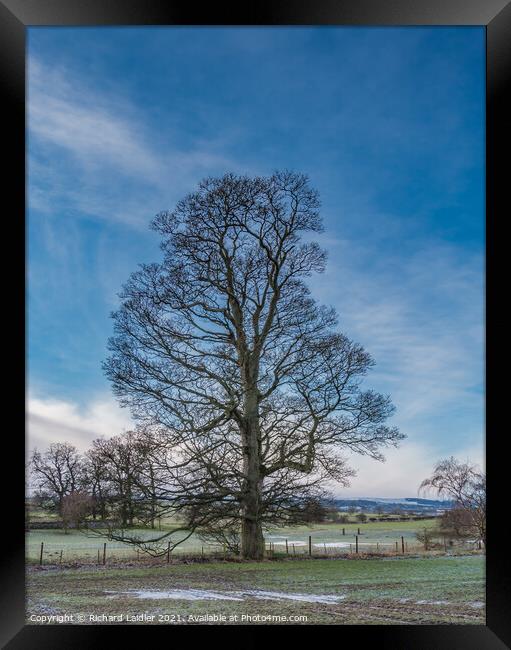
91, 492, 97, 520
240, 390, 265, 560
150, 472, 156, 529
120, 497, 128, 528
126, 481, 134, 527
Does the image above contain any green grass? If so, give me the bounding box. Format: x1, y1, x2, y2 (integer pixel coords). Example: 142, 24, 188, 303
27, 527, 194, 562
269, 518, 438, 539
27, 518, 444, 562
27, 555, 485, 625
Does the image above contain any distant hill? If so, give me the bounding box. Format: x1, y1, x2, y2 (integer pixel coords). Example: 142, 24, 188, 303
333, 497, 454, 514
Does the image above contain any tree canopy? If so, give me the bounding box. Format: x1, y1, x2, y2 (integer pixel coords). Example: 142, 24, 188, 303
104, 171, 404, 558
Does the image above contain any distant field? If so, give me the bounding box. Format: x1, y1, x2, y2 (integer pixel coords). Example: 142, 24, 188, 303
26, 555, 485, 625
26, 518, 447, 563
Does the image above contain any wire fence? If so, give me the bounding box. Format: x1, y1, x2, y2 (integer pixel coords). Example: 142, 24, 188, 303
27, 535, 483, 566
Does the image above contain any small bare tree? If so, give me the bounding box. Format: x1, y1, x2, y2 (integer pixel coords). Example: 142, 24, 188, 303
439, 507, 477, 541
30, 443, 84, 516
420, 457, 485, 546
416, 527, 440, 551
87, 432, 144, 528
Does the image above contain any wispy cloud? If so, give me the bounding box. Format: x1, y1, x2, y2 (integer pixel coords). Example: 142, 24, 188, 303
28, 58, 240, 228
29, 61, 160, 180
310, 233, 483, 440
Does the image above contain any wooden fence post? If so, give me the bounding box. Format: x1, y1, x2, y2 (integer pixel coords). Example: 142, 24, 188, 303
103, 542, 106, 565
401, 536, 405, 554
39, 542, 44, 566
308, 536, 312, 556
285, 539, 289, 555
355, 535, 359, 554
292, 543, 296, 556
358, 528, 360, 535
97, 549, 100, 564
342, 528, 345, 536
395, 541, 398, 553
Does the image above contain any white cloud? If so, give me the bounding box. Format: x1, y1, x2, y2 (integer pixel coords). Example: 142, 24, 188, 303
26, 392, 484, 498
310, 235, 484, 429
27, 393, 134, 453
28, 59, 161, 179
27, 58, 240, 228
30, 95, 158, 180
334, 438, 484, 498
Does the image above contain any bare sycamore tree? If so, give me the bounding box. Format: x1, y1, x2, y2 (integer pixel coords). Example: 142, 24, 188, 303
104, 171, 404, 559
420, 457, 486, 546
30, 443, 84, 515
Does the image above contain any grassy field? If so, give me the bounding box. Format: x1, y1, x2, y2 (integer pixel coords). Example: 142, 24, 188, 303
26, 554, 485, 625
27, 518, 447, 563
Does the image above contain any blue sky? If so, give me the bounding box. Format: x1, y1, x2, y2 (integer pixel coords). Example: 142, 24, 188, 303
27, 27, 485, 495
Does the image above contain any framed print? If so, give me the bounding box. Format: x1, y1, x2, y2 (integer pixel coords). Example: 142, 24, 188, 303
1, 0, 509, 647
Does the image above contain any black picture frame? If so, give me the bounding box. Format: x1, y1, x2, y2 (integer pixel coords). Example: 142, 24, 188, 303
2, 1, 508, 647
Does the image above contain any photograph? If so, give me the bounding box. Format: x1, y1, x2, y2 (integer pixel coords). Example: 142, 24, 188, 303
24, 24, 487, 628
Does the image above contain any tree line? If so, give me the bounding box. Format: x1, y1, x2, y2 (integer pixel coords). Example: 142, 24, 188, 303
29, 432, 161, 532
28, 432, 342, 551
